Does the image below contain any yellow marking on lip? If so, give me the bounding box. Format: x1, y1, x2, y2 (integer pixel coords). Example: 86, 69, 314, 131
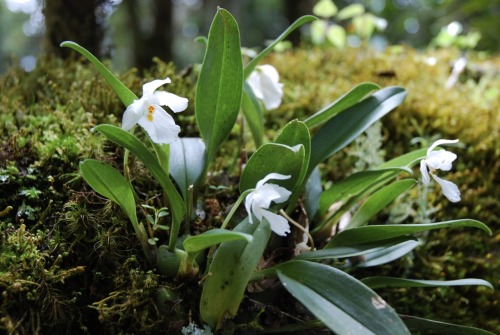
147, 105, 155, 122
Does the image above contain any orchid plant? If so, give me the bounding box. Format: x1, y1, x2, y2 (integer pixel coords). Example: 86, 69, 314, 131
62, 8, 493, 335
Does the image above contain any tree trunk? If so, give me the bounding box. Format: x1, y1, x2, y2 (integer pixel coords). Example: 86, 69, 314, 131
125, 0, 173, 70
43, 0, 106, 58
283, 0, 315, 46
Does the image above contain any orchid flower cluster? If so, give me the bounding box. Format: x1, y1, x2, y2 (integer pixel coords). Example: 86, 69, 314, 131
63, 7, 492, 335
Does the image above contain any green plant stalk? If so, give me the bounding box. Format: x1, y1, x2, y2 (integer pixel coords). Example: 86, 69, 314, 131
249, 267, 277, 282
220, 189, 253, 230
177, 251, 198, 277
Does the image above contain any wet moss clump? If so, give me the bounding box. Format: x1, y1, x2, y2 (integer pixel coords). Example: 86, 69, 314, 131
1, 45, 498, 333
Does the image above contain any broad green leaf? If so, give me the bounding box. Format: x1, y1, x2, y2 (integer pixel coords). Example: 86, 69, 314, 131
196, 8, 243, 165
347, 179, 417, 229
200, 218, 271, 329
328, 219, 492, 248
275, 260, 410, 335
80, 159, 152, 262
362, 277, 494, 290
239, 143, 305, 193
400, 315, 496, 335
318, 167, 412, 217
80, 159, 138, 227
313, 0, 338, 18
244, 15, 317, 79
353, 239, 420, 267
93, 124, 185, 243
241, 82, 264, 147
308, 86, 407, 175
337, 3, 365, 20
169, 138, 206, 200
183, 229, 252, 255
304, 82, 380, 129
60, 41, 137, 107
326, 24, 347, 48
274, 120, 311, 211
295, 236, 418, 261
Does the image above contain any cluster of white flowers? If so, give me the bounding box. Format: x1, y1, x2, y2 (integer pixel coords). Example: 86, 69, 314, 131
123, 71, 460, 241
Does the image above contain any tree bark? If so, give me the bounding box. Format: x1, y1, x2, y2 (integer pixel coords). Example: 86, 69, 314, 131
43, 0, 106, 58
125, 0, 173, 70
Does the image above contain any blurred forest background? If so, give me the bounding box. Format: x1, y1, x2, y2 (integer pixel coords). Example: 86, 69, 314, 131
1, 0, 500, 74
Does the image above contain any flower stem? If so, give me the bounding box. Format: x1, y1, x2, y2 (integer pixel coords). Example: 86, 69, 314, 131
220, 189, 253, 230
280, 209, 315, 250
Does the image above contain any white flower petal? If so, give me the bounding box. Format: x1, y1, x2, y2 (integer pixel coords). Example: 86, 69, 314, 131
142, 78, 171, 96
245, 194, 255, 224
258, 66, 283, 110
246, 65, 284, 110
256, 173, 291, 188
427, 139, 459, 156
426, 150, 457, 171
420, 160, 431, 185
154, 91, 188, 113
138, 105, 180, 144
431, 174, 461, 203
246, 71, 264, 101
261, 210, 290, 236
254, 184, 291, 207
122, 100, 145, 130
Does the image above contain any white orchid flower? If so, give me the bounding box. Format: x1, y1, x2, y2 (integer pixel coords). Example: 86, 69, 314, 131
247, 65, 284, 110
245, 173, 292, 236
420, 139, 461, 202
122, 78, 188, 144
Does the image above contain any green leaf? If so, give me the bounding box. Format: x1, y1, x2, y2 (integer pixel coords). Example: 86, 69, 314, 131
310, 20, 327, 45
80, 159, 152, 262
308, 86, 406, 175
347, 179, 417, 229
353, 14, 376, 39
200, 218, 271, 329
318, 167, 412, 217
244, 15, 317, 79
304, 166, 322, 218
337, 3, 365, 20
195, 8, 243, 165
169, 138, 206, 200
304, 83, 380, 129
400, 315, 496, 335
80, 159, 137, 226
93, 124, 185, 246
275, 260, 410, 335
378, 147, 427, 169
241, 82, 264, 147
274, 120, 311, 211
239, 143, 305, 193
326, 24, 347, 48
312, 0, 338, 18
362, 277, 494, 290
354, 239, 420, 267
183, 229, 252, 255
295, 236, 418, 261
60, 41, 137, 107
328, 219, 492, 248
